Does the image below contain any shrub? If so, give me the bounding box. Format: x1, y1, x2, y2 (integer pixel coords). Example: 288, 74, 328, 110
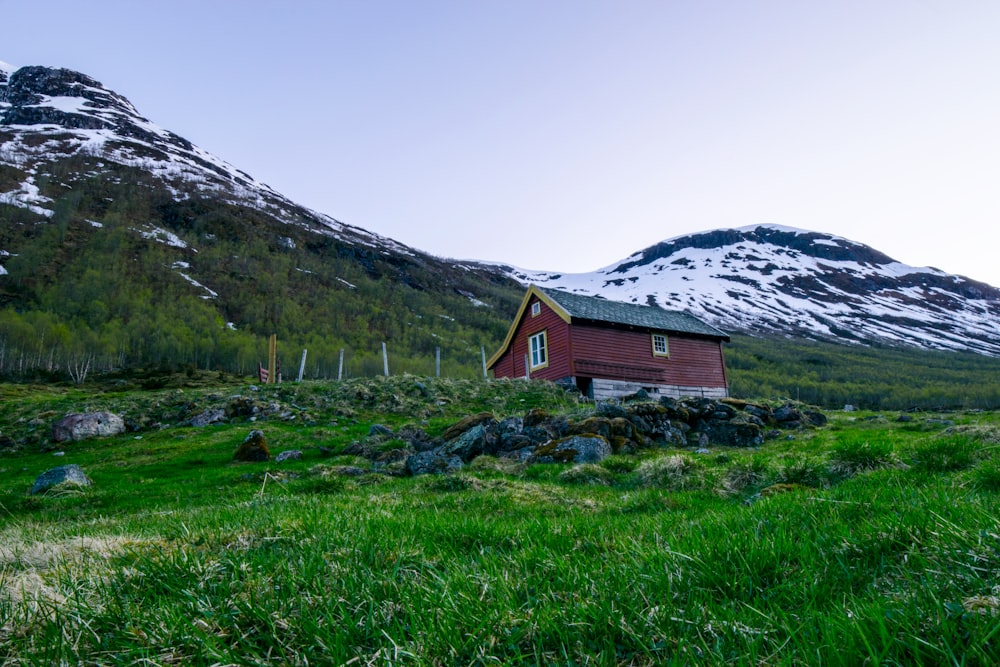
600, 455, 639, 474
636, 454, 708, 491
559, 464, 614, 486
828, 437, 897, 479
467, 455, 525, 476
419, 474, 474, 492
775, 457, 827, 488
720, 457, 772, 495
971, 460, 1000, 491
909, 436, 979, 472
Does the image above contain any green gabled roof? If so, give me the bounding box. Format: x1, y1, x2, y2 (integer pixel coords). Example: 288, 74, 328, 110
538, 286, 730, 340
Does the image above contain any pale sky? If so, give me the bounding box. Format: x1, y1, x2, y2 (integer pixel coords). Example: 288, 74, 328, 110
4, 1, 1000, 287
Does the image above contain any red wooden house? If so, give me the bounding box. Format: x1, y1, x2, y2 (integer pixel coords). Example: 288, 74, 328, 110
488, 285, 730, 400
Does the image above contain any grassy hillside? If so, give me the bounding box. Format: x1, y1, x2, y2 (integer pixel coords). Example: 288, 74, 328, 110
2, 377, 1000, 664
726, 333, 1000, 410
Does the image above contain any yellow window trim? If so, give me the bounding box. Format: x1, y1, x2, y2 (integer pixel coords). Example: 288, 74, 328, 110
652, 333, 670, 358
529, 330, 549, 369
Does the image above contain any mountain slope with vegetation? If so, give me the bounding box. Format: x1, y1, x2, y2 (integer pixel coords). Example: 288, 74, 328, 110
0, 64, 526, 379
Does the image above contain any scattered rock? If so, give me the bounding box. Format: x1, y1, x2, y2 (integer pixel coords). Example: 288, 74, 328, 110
369, 424, 394, 438
275, 450, 302, 463
190, 408, 226, 427
31, 464, 92, 494
406, 451, 464, 476
441, 412, 496, 441
51, 412, 125, 442
441, 424, 489, 462
234, 430, 270, 462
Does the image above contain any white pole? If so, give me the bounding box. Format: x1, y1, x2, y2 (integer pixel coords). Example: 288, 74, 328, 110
382, 341, 389, 377
297, 349, 307, 382
481, 346, 487, 379
435, 347, 441, 377
524, 354, 530, 379
338, 349, 344, 381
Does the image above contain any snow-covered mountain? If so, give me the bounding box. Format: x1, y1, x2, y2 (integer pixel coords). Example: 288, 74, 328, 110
0, 61, 407, 253
504, 225, 1000, 356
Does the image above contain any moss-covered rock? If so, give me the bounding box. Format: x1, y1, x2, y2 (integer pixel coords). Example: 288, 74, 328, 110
234, 429, 270, 462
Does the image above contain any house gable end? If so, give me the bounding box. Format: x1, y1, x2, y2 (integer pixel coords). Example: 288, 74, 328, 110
487, 285, 570, 370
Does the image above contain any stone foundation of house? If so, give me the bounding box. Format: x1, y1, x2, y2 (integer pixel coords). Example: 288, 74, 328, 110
588, 378, 729, 402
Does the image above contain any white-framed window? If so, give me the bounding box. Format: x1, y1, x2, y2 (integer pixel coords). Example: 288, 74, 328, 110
529, 330, 548, 368
531, 302, 541, 317
652, 333, 669, 357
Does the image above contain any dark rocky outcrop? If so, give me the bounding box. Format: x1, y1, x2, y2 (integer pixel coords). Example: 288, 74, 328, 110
51, 412, 125, 443
396, 397, 827, 476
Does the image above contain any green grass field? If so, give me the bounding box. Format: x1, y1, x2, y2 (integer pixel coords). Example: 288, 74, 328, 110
2, 377, 999, 665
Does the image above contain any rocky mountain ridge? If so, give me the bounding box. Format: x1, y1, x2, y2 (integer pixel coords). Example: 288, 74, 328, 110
0, 61, 413, 253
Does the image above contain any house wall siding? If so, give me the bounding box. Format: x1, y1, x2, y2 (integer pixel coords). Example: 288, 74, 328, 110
570, 323, 727, 388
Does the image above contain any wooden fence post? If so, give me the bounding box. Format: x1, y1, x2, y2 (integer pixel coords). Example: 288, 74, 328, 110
297, 349, 307, 382
268, 334, 277, 385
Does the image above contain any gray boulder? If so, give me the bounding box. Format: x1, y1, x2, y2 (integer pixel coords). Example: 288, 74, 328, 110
190, 408, 227, 427
275, 450, 303, 463
405, 451, 463, 476
31, 464, 92, 494
441, 424, 488, 462
531, 435, 611, 464
51, 412, 125, 443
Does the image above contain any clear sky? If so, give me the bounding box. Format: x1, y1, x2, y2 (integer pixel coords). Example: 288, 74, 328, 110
4, 1, 1000, 286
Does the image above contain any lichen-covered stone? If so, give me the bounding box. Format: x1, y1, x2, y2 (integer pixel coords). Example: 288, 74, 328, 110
530, 435, 611, 464
51, 412, 125, 442
190, 408, 226, 427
